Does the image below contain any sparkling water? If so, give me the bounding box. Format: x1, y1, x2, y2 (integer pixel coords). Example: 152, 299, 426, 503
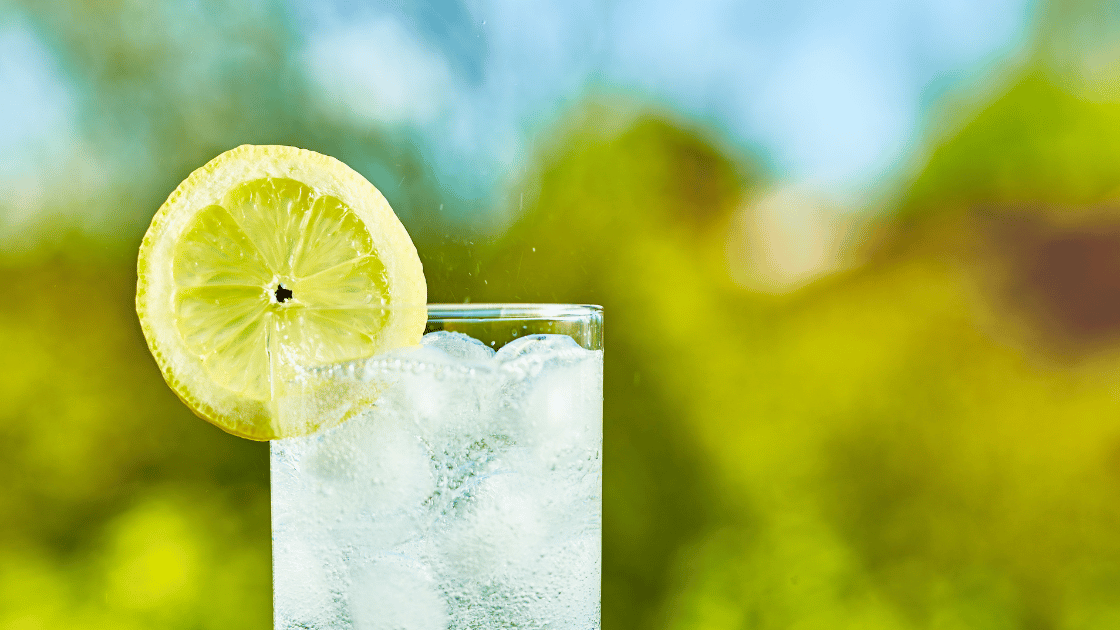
271, 332, 603, 629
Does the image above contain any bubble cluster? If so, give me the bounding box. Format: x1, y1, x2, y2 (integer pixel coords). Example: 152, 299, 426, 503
272, 333, 603, 629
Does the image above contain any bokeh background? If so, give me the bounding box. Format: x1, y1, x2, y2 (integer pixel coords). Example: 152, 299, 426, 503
5, 0, 1120, 628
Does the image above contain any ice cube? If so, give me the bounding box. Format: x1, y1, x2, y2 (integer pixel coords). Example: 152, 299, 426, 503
376, 358, 499, 446
308, 411, 435, 513
350, 555, 449, 630
494, 333, 584, 364
513, 532, 602, 628
491, 336, 603, 470
435, 469, 552, 579
434, 468, 601, 629
521, 358, 602, 463
422, 330, 496, 362
271, 527, 348, 629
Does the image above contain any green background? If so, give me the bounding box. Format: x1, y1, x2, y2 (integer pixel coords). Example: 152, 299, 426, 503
6, 1, 1120, 628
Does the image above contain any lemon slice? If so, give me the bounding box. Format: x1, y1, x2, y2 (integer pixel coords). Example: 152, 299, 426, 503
136, 145, 426, 440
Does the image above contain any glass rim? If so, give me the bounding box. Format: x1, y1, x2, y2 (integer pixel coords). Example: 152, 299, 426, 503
424, 303, 603, 322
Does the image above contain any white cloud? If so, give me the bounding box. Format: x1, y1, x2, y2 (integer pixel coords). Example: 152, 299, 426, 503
303, 17, 457, 127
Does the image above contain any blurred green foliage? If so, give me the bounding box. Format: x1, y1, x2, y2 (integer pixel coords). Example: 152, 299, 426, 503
2, 261, 272, 629
7, 2, 1120, 629
905, 74, 1120, 214
473, 106, 1120, 628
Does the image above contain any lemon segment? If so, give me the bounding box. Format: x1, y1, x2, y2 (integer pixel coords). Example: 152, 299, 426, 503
137, 145, 426, 440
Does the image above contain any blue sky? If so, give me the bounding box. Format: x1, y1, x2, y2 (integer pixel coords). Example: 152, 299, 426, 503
294, 0, 1035, 201
0, 0, 1036, 240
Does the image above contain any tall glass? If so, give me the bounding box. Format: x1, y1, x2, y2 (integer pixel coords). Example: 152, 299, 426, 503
271, 304, 604, 630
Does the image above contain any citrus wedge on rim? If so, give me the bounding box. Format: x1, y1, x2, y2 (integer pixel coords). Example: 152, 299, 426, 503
136, 145, 426, 440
